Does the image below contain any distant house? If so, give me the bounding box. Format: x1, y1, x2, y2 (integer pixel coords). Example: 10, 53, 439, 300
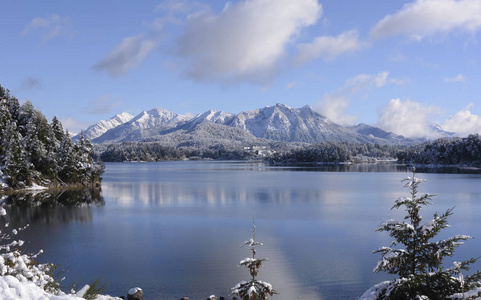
243, 145, 271, 156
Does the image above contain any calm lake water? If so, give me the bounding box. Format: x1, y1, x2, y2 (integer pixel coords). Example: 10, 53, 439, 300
8, 161, 481, 299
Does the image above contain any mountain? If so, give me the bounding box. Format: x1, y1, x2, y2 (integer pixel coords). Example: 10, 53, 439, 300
350, 123, 416, 145
92, 108, 189, 143
144, 121, 270, 148
429, 124, 455, 138
73, 112, 133, 142
227, 104, 377, 143
84, 103, 421, 146
181, 110, 235, 130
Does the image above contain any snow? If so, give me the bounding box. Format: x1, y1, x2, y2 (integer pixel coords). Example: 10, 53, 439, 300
75, 112, 134, 141
128, 287, 141, 295
449, 287, 481, 299
0, 171, 7, 189
25, 183, 48, 191
403, 176, 426, 187
358, 280, 394, 300
0, 276, 121, 300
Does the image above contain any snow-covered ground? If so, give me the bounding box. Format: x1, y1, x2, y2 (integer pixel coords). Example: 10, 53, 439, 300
0, 171, 7, 189
0, 276, 121, 300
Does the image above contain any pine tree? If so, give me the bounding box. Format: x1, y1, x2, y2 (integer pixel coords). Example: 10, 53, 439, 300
56, 131, 79, 184
231, 219, 277, 300
360, 168, 481, 299
0, 85, 104, 189
50, 116, 65, 143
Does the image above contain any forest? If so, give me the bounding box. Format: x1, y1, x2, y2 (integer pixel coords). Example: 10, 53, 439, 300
267, 135, 481, 167
0, 85, 104, 190
95, 134, 481, 169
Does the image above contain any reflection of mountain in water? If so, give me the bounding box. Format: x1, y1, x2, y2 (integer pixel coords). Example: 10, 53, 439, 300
2, 188, 104, 227
102, 181, 342, 208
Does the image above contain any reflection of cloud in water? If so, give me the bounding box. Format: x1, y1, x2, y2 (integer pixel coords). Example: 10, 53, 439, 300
102, 182, 340, 208
260, 235, 324, 300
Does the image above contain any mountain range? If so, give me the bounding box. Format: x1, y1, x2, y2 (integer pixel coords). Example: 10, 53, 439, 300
74, 103, 440, 146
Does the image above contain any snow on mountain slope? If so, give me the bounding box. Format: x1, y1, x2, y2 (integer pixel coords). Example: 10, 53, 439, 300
350, 123, 416, 145
228, 103, 376, 143
128, 108, 188, 129
73, 112, 133, 141
86, 104, 420, 145
92, 108, 189, 143
144, 120, 268, 148
429, 123, 455, 138
182, 110, 235, 130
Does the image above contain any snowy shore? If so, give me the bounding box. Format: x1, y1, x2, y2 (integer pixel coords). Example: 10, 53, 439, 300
0, 276, 121, 300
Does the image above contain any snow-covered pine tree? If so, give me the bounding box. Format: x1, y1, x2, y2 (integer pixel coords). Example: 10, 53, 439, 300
2, 121, 31, 188
360, 168, 481, 299
0, 84, 104, 189
231, 219, 277, 300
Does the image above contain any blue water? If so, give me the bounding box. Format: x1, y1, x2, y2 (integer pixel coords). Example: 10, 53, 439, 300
11, 161, 481, 299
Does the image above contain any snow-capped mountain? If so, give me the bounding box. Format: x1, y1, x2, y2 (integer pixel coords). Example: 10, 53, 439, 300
144, 121, 269, 148
182, 110, 235, 130
227, 103, 375, 143
350, 123, 416, 145
92, 108, 189, 143
429, 124, 455, 138
73, 112, 133, 142
83, 103, 419, 145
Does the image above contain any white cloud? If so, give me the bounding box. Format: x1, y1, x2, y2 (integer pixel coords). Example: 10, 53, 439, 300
295, 30, 365, 64
175, 0, 322, 84
346, 71, 389, 90
155, 0, 209, 14
316, 93, 356, 125
314, 71, 390, 125
376, 98, 443, 138
92, 34, 159, 77
23, 14, 72, 41
443, 104, 481, 136
151, 0, 210, 29
285, 81, 303, 89
444, 74, 466, 82
371, 0, 481, 40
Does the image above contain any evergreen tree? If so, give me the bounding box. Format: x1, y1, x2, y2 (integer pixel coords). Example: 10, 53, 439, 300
50, 116, 65, 143
0, 103, 12, 160
231, 219, 277, 300
2, 122, 31, 188
56, 131, 79, 184
0, 84, 104, 189
360, 168, 481, 299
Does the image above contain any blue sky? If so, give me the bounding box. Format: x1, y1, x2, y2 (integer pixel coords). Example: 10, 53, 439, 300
1, 0, 481, 138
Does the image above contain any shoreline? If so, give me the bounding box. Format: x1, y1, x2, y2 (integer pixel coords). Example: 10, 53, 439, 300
0, 182, 101, 196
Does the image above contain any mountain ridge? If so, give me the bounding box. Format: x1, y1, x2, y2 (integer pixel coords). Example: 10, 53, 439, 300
79, 103, 420, 146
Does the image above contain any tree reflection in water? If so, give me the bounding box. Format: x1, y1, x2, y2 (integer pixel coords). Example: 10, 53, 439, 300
2, 188, 104, 227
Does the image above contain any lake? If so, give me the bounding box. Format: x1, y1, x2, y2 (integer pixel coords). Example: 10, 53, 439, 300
8, 161, 481, 299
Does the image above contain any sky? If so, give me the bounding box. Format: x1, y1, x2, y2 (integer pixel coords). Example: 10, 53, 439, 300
1, 0, 481, 138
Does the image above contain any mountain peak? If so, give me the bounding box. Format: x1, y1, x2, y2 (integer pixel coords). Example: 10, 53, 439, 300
73, 112, 134, 141
83, 103, 421, 145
